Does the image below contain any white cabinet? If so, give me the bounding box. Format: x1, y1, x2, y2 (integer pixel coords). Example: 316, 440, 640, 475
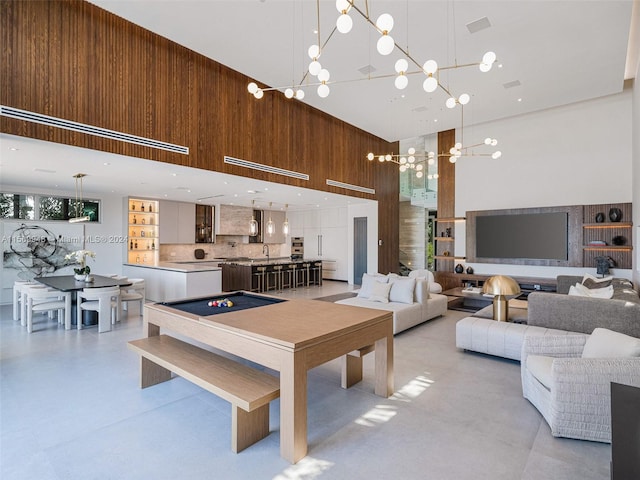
302, 207, 348, 281
159, 200, 195, 244
287, 211, 304, 238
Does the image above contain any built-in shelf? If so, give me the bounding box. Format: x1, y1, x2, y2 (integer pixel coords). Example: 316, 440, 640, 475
127, 197, 159, 266
434, 217, 465, 222
434, 237, 455, 242
434, 255, 466, 260
582, 203, 632, 269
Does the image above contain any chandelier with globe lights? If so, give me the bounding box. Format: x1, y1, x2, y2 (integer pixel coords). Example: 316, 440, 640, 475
247, 0, 497, 113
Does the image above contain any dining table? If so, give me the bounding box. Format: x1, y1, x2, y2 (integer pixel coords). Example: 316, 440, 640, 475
33, 275, 132, 327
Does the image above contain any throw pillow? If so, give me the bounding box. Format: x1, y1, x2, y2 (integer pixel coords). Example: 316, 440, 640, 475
582, 328, 640, 358
526, 355, 554, 389
582, 273, 613, 289
569, 282, 614, 299
388, 277, 416, 304
369, 281, 392, 303
357, 273, 388, 299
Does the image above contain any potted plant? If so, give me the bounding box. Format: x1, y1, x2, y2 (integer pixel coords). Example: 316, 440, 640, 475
65, 249, 96, 281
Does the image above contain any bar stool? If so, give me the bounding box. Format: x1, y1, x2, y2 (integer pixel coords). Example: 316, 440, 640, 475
252, 266, 267, 292
301, 263, 311, 288
284, 263, 296, 290
271, 265, 284, 292
311, 261, 323, 286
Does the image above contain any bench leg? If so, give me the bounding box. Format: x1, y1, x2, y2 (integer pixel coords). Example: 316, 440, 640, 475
140, 357, 172, 388
231, 404, 270, 453
341, 353, 363, 388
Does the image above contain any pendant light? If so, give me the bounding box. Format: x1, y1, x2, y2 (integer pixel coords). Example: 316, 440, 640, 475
266, 202, 275, 237
282, 204, 289, 236
68, 173, 90, 223
249, 200, 258, 236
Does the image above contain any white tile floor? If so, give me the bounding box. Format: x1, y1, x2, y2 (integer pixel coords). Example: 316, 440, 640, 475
1, 281, 611, 480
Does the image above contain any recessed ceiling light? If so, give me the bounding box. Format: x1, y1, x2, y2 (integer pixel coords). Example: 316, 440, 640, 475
247, 190, 256, 194
434, 119, 438, 123
171, 173, 177, 177
223, 181, 228, 185
234, 194, 238, 197
103, 162, 110, 166
8, 147, 19, 151
498, 64, 503, 68
297, 193, 302, 196
264, 187, 268, 191
517, 98, 522, 102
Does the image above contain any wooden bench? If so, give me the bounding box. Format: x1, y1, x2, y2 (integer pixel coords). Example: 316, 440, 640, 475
127, 335, 280, 453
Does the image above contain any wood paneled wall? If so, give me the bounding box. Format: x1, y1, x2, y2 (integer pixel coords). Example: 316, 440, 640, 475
0, 0, 399, 273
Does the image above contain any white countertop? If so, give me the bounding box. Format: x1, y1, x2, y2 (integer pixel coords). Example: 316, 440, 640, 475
123, 262, 222, 273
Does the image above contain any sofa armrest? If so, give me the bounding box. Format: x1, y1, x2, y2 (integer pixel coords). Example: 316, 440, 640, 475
521, 334, 587, 365
551, 357, 640, 399
527, 291, 640, 337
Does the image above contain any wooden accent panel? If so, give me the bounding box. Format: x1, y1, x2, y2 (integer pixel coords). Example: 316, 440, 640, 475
434, 129, 456, 282
0, 0, 398, 273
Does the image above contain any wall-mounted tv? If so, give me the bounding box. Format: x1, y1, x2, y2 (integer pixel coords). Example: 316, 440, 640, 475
475, 212, 569, 261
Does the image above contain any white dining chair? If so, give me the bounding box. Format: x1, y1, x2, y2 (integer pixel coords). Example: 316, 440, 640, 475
13, 280, 34, 322
20, 283, 50, 327
119, 278, 145, 318
77, 286, 120, 333
25, 286, 72, 333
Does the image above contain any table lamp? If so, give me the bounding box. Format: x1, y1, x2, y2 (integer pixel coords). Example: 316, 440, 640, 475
482, 275, 521, 322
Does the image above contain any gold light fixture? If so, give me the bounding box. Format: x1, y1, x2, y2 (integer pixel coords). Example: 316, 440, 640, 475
482, 275, 521, 322
249, 200, 258, 236
68, 173, 90, 223
282, 204, 290, 236
246, 0, 497, 110
266, 202, 275, 237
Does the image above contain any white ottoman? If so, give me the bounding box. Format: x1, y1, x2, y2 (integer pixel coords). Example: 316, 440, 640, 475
455, 317, 582, 361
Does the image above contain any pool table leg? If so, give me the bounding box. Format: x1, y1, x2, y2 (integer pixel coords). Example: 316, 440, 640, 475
280, 353, 307, 464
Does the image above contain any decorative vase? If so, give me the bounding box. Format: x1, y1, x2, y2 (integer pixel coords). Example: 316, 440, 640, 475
595, 212, 605, 223
612, 236, 626, 246
74, 273, 86, 281
84, 275, 94, 282
454, 264, 464, 274
608, 207, 622, 222
466, 266, 474, 274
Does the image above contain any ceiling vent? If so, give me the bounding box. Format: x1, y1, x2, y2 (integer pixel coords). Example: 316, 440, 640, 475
0, 105, 189, 154
224, 156, 309, 181
503, 80, 522, 89
326, 179, 375, 195
466, 16, 491, 34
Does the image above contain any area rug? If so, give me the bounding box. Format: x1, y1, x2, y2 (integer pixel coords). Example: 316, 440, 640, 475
314, 292, 358, 302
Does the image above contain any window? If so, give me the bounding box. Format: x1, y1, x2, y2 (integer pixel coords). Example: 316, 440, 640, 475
1, 192, 99, 222
0, 193, 35, 219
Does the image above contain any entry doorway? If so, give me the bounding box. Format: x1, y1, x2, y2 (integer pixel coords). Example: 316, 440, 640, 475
353, 217, 367, 285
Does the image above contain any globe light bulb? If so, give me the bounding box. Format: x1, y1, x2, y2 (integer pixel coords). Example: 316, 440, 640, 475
428, 158, 435, 165
459, 93, 470, 105
295, 89, 305, 100
449, 156, 457, 164
399, 165, 407, 172
428, 174, 433, 180
378, 155, 385, 162
446, 97, 457, 109
317, 69, 330, 82
455, 142, 462, 150
367, 152, 375, 161
434, 173, 439, 179
308, 44, 320, 59
491, 139, 498, 146
416, 164, 423, 171
385, 154, 392, 161
423, 76, 438, 93
408, 155, 415, 163
284, 88, 294, 99
375, 13, 394, 32
395, 58, 408, 73
336, 0, 351, 12
247, 82, 258, 94
484, 137, 492, 145
395, 74, 408, 89
336, 13, 353, 33
492, 151, 502, 159
479, 62, 492, 73
377, 34, 394, 55
423, 59, 438, 74
254, 89, 264, 99
309, 60, 322, 76
482, 51, 497, 65
408, 147, 416, 155
416, 171, 423, 178
399, 157, 407, 164
450, 147, 457, 155
317, 83, 330, 98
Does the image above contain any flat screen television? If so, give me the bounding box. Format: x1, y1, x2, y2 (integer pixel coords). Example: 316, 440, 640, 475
475, 212, 568, 261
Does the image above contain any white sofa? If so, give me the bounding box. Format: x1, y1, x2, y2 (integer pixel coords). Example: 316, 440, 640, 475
335, 272, 447, 334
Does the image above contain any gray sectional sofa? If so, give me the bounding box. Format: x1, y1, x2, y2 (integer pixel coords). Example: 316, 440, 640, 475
527, 275, 640, 338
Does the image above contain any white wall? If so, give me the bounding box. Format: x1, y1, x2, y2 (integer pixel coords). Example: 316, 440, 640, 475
1, 184, 126, 303
454, 90, 633, 279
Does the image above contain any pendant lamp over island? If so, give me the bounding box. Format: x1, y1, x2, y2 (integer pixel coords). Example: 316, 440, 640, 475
249, 200, 258, 236
266, 202, 275, 237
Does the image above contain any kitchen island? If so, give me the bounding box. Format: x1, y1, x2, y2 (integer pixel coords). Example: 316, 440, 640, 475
123, 261, 222, 302
221, 258, 322, 292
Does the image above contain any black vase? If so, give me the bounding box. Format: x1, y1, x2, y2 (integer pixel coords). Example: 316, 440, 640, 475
466, 266, 474, 274
454, 264, 464, 274
612, 236, 626, 246
609, 207, 622, 222
595, 212, 605, 223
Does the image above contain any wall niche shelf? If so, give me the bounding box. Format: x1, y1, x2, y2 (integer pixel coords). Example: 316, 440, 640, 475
582, 203, 632, 270
127, 197, 159, 266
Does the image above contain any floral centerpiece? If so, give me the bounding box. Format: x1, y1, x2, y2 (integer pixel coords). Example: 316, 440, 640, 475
65, 249, 96, 281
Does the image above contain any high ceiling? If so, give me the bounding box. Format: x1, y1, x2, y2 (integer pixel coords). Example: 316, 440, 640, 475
88, 0, 636, 142
1, 1, 638, 209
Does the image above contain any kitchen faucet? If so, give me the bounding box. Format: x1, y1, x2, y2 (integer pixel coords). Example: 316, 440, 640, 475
263, 244, 270, 262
